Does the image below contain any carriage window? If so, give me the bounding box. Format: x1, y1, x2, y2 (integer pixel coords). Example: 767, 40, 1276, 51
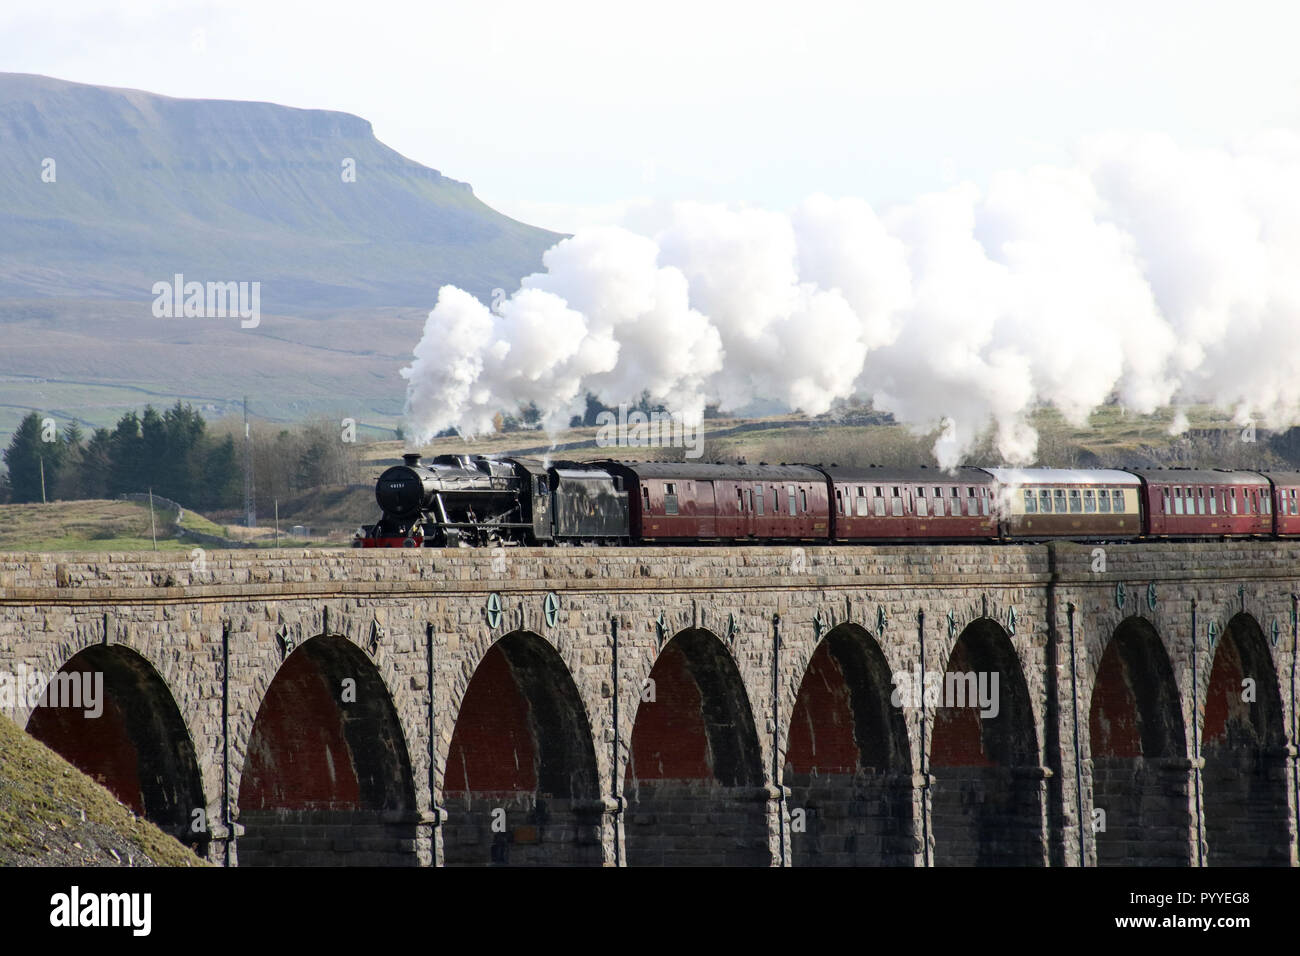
1197, 487, 1206, 515
642, 487, 650, 512
788, 485, 797, 516
1054, 489, 1067, 513
1024, 489, 1037, 514
1162, 488, 1170, 514
835, 488, 843, 514
1084, 490, 1096, 513
1069, 490, 1082, 513
1229, 489, 1238, 514
1264, 490, 1272, 514
1040, 489, 1052, 513
755, 485, 765, 516
855, 489, 868, 516
892, 487, 904, 517
977, 489, 988, 515
1098, 489, 1110, 513
746, 489, 754, 513
1112, 490, 1124, 512
1174, 487, 1184, 515
664, 483, 678, 515
800, 488, 808, 512
737, 488, 745, 512
874, 487, 886, 517
933, 488, 945, 516
1209, 490, 1217, 514
916, 487, 928, 517
1250, 489, 1258, 514
1291, 490, 1298, 515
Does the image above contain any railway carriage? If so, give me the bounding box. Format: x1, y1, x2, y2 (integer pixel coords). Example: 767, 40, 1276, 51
1262, 471, 1300, 537
986, 468, 1141, 539
824, 465, 997, 541
602, 461, 829, 543
1130, 469, 1272, 538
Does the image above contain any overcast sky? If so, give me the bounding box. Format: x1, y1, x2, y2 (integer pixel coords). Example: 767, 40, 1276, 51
4, 1, 1299, 231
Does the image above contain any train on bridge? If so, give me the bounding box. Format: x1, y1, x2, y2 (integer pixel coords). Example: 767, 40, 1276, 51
355, 453, 1300, 548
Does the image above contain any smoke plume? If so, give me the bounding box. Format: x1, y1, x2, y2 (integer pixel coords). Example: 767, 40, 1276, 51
401, 132, 1300, 466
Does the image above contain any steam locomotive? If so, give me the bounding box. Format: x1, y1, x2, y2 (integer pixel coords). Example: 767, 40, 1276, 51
355, 453, 1300, 547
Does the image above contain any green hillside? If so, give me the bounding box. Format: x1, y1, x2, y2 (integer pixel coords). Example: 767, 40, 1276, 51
0, 72, 561, 435
0, 714, 207, 866
0, 72, 559, 307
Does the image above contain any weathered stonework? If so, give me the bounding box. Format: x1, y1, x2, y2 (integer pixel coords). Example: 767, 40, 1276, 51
0, 541, 1295, 866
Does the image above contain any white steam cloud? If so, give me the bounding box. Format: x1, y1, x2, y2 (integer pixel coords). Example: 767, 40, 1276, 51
401, 132, 1300, 467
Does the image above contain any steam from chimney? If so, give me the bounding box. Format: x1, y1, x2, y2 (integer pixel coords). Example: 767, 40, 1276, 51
401, 132, 1300, 466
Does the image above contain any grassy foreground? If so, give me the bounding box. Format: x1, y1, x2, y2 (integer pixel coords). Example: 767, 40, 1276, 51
0, 714, 207, 866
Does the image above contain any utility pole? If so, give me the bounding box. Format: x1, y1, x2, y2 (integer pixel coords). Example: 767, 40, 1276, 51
148, 487, 158, 550
274, 498, 279, 548
39, 455, 46, 504
243, 396, 256, 528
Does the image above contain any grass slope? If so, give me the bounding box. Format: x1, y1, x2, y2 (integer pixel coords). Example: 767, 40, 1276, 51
0, 500, 196, 552
0, 714, 206, 866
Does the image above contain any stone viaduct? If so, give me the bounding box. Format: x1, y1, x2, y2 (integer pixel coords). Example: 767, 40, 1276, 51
0, 542, 1296, 867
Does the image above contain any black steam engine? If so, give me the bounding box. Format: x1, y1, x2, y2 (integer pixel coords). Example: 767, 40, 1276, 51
361, 453, 628, 547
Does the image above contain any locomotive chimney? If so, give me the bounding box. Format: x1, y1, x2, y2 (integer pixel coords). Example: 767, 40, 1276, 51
403, 453, 421, 466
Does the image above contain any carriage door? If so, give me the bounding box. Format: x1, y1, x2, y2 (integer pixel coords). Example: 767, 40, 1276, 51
696, 481, 717, 538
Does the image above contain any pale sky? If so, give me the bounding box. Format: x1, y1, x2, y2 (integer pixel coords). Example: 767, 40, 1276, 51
4, 0, 1300, 231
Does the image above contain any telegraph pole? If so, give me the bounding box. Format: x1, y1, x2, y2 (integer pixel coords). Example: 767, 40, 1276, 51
243, 396, 256, 528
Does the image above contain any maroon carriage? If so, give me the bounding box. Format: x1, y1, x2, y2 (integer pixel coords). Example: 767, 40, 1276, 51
604, 461, 830, 543
1130, 469, 1272, 538
823, 465, 997, 542
1261, 471, 1300, 537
